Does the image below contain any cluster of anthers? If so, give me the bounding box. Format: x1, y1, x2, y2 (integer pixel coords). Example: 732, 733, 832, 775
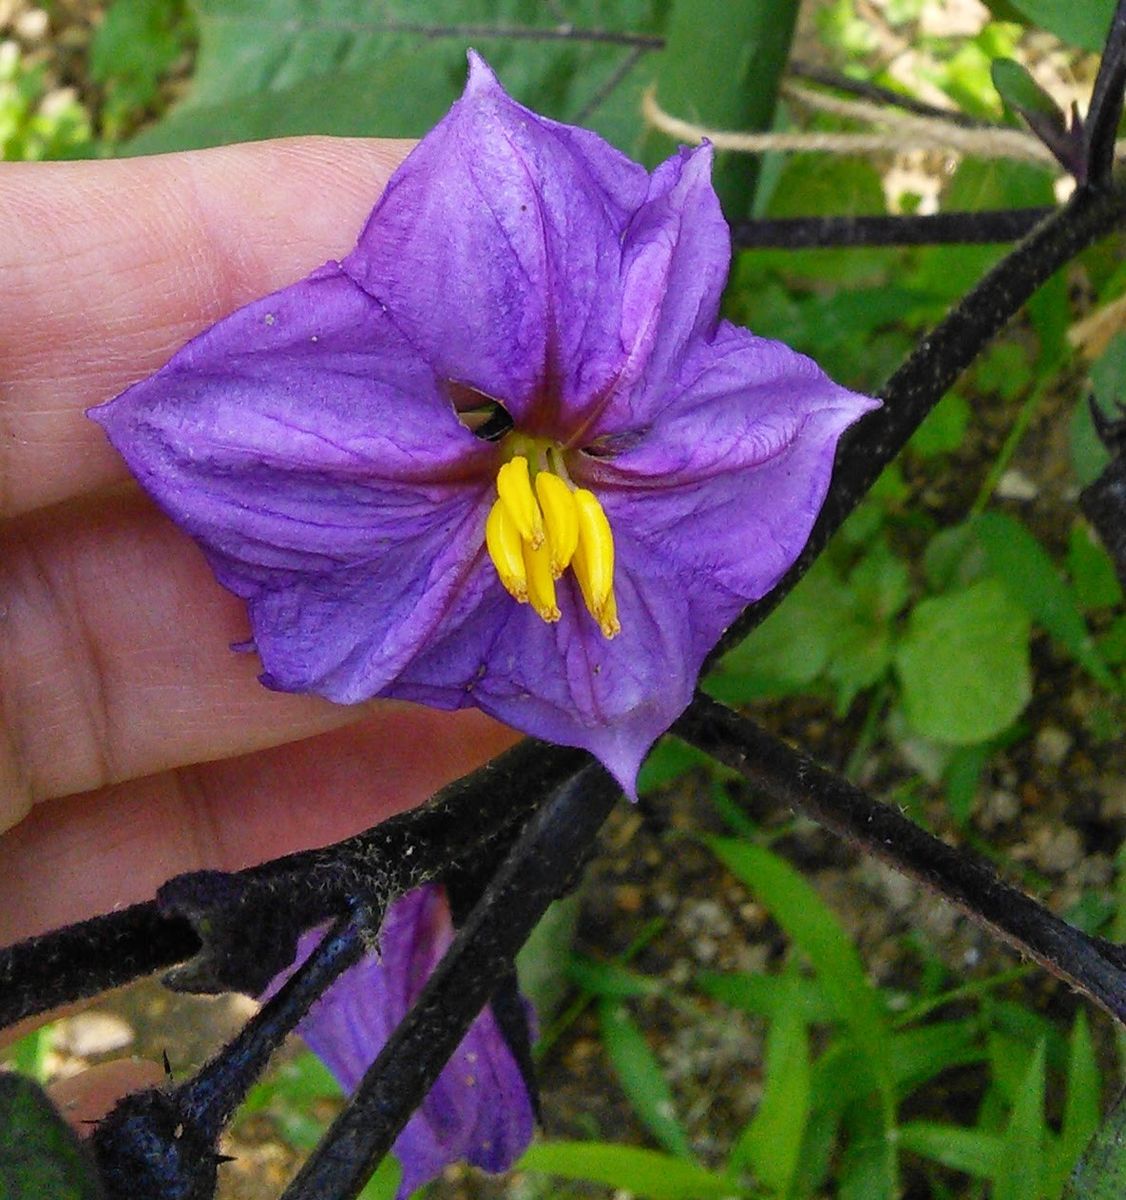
484, 439, 620, 639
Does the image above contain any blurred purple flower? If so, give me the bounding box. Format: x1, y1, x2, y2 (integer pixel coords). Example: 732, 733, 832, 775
265, 886, 535, 1198
91, 53, 877, 793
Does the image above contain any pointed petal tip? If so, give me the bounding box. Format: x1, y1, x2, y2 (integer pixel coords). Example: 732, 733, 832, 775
464, 49, 501, 98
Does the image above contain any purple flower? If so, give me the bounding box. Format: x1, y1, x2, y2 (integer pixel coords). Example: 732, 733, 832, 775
90, 53, 877, 793
265, 886, 535, 1198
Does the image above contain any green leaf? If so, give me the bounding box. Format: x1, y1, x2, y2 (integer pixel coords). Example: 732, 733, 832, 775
356, 1153, 402, 1200
839, 1093, 897, 1200
648, 0, 800, 217
1068, 524, 1125, 612
0, 1072, 104, 1199
569, 957, 662, 1001
704, 839, 891, 1086
637, 736, 713, 794
895, 578, 1031, 744
974, 512, 1116, 689
1065, 1089, 1126, 1199
996, 1040, 1047, 1200
599, 1002, 695, 1160
886, 1020, 986, 1098
707, 560, 849, 701
696, 969, 837, 1024
90, 0, 193, 137
519, 1142, 734, 1199
2, 1025, 54, 1081
732, 988, 810, 1192
898, 1120, 1004, 1178
943, 742, 992, 826
908, 392, 971, 458
991, 58, 1065, 122
1052, 1012, 1102, 1197
1004, 0, 1115, 52
133, 0, 665, 154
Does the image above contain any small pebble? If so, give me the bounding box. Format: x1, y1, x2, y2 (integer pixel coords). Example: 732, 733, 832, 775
1034, 725, 1073, 767
995, 469, 1038, 501
980, 788, 1020, 828
1032, 826, 1083, 874
55, 1012, 134, 1058
14, 7, 47, 41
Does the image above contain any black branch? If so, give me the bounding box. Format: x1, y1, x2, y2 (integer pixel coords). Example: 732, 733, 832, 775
1083, 0, 1126, 185
731, 208, 1054, 250
280, 762, 619, 1200
713, 172, 1126, 663
676, 694, 1126, 1024
0, 739, 586, 1029
92, 913, 369, 1200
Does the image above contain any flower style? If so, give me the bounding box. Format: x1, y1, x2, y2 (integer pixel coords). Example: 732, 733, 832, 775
265, 886, 536, 1199
90, 53, 877, 793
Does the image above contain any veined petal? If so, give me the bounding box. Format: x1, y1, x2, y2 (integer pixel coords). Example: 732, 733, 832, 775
593, 321, 881, 601
341, 51, 649, 434
384, 543, 716, 797
263, 888, 535, 1200
590, 143, 731, 436
90, 263, 497, 699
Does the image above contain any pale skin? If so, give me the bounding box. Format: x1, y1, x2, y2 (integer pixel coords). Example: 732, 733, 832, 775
0, 139, 519, 1117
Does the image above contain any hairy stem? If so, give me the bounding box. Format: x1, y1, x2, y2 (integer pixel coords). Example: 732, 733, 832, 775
0, 739, 584, 1029
676, 693, 1126, 1023
281, 763, 618, 1200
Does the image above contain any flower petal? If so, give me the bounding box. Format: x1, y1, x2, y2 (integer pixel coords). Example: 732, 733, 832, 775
90, 263, 497, 699
385, 544, 719, 796
586, 142, 731, 438
266, 887, 535, 1200
341, 51, 649, 435
594, 321, 881, 600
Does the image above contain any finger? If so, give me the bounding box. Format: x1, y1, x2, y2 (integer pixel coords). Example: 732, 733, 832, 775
0, 137, 412, 519
0, 706, 518, 946
0, 489, 373, 827
48, 1060, 167, 1131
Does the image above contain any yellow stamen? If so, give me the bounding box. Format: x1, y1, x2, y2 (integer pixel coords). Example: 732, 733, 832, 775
522, 536, 560, 623
534, 472, 579, 577
496, 456, 544, 548
485, 499, 528, 603
573, 488, 614, 595
485, 443, 619, 638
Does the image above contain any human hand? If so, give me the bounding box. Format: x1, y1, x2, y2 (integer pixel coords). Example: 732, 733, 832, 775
0, 138, 518, 966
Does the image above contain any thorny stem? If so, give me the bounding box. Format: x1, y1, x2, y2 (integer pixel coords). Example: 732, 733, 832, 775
280, 763, 620, 1200
675, 694, 1126, 1023
178, 914, 368, 1137
0, 739, 584, 1029
731, 208, 1053, 249
92, 914, 368, 1200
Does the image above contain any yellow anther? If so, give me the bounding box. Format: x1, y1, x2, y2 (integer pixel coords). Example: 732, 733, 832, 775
534, 471, 579, 577
522, 536, 561, 623
496, 456, 544, 548
572, 488, 620, 639
596, 585, 621, 640
485, 499, 528, 603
